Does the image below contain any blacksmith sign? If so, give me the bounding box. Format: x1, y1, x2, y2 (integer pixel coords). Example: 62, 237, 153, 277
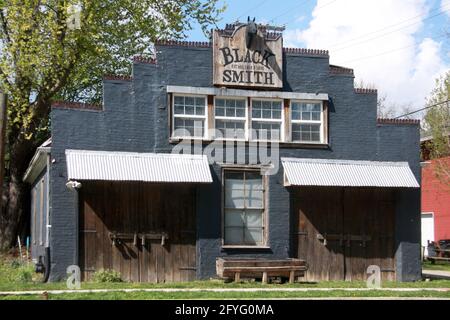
213, 22, 283, 88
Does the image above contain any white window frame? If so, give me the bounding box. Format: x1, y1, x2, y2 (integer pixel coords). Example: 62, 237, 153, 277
213, 96, 248, 141
290, 100, 324, 144
222, 169, 268, 248
171, 94, 208, 139
250, 98, 284, 142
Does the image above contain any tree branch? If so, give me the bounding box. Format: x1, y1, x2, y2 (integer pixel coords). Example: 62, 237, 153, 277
0, 8, 11, 45
0, 66, 12, 89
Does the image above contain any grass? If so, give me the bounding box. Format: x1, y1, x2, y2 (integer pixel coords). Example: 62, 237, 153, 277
1, 289, 450, 300
422, 261, 450, 272
1, 254, 450, 299
2, 279, 450, 292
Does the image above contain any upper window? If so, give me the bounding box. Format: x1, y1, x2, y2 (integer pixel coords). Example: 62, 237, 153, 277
169, 94, 327, 144
172, 95, 206, 138
251, 99, 283, 141
223, 171, 265, 246
291, 101, 323, 143
215, 98, 247, 140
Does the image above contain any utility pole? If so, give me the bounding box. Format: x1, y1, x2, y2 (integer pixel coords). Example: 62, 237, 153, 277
0, 91, 6, 211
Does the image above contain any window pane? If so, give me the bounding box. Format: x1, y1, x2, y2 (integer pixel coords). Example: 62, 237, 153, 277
311, 132, 320, 141
252, 108, 262, 118
215, 99, 224, 107
185, 105, 195, 115
245, 210, 263, 228
225, 209, 244, 227
225, 187, 244, 208
252, 121, 281, 140
225, 105, 235, 117
195, 97, 205, 106
174, 96, 184, 105
215, 106, 225, 117
225, 174, 245, 208
272, 110, 281, 119
225, 227, 244, 245
174, 105, 184, 114
196, 106, 205, 116
174, 118, 204, 137
244, 228, 263, 245
291, 102, 321, 122
236, 107, 245, 118
292, 123, 321, 142
216, 120, 246, 139
174, 95, 205, 116
246, 172, 263, 190
185, 96, 194, 106
246, 190, 263, 208
216, 98, 246, 119
252, 100, 282, 120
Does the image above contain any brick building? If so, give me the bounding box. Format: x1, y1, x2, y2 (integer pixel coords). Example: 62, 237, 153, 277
24, 23, 421, 282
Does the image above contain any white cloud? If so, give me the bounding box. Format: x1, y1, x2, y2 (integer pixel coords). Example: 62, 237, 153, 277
284, 0, 449, 111
442, 0, 450, 16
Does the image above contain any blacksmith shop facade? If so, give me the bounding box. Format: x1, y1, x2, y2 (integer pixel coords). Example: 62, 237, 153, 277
24, 22, 421, 282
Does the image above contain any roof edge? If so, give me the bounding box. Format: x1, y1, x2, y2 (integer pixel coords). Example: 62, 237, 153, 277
355, 88, 377, 94
281, 157, 410, 167
51, 101, 102, 111
65, 149, 209, 161
23, 146, 51, 183
330, 65, 354, 76
132, 55, 158, 64
103, 74, 133, 81
377, 118, 420, 125
154, 40, 330, 57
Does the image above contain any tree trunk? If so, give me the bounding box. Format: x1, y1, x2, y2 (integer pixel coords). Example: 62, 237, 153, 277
0, 173, 29, 250
0, 138, 36, 251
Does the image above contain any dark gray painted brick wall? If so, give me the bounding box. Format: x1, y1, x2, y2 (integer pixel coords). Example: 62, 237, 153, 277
30, 169, 48, 261
48, 45, 421, 281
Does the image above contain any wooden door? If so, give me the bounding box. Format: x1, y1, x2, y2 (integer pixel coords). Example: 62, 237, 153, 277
293, 187, 345, 282
343, 188, 396, 281
294, 187, 396, 281
79, 181, 197, 282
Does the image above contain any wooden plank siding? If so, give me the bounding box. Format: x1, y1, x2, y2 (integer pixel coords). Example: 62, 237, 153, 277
79, 181, 196, 282
293, 187, 396, 281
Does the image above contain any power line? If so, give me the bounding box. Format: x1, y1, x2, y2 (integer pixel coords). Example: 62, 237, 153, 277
236, 0, 270, 22
332, 6, 450, 52
327, 3, 450, 50
394, 100, 450, 119
339, 33, 447, 65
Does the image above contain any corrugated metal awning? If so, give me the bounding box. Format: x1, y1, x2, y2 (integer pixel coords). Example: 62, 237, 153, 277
65, 150, 212, 183
281, 158, 419, 188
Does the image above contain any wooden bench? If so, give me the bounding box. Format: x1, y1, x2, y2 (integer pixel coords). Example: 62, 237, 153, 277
427, 242, 450, 264
216, 258, 308, 283
428, 256, 450, 263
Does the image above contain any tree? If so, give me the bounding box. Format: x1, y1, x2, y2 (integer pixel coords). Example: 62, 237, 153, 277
0, 0, 223, 250
422, 71, 450, 187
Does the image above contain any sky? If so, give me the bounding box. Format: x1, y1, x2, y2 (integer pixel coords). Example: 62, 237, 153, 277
186, 0, 450, 116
